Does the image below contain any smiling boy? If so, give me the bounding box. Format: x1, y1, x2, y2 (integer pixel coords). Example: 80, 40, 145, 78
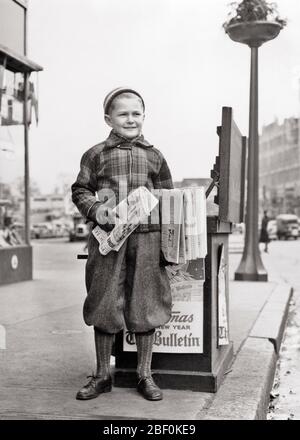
71, 87, 174, 401
104, 89, 144, 140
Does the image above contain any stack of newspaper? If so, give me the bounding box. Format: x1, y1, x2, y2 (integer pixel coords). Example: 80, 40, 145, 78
92, 186, 159, 255
161, 187, 207, 264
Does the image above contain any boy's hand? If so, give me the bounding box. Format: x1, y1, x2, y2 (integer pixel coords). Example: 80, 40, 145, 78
96, 205, 119, 232
160, 251, 176, 267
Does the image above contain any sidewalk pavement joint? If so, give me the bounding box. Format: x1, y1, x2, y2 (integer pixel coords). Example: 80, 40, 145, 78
249, 285, 293, 354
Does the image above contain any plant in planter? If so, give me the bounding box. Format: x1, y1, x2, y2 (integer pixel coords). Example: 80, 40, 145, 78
223, 0, 286, 47
223, 0, 287, 31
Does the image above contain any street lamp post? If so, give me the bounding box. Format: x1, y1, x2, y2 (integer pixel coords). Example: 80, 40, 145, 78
225, 19, 284, 281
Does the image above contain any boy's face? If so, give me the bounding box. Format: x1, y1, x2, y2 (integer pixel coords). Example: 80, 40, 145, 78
105, 96, 145, 140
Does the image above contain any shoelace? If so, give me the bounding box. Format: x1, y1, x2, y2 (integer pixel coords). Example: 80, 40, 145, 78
138, 376, 155, 386
86, 374, 97, 386
86, 374, 110, 382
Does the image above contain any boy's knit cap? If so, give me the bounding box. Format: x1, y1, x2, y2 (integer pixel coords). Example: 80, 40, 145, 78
103, 87, 145, 114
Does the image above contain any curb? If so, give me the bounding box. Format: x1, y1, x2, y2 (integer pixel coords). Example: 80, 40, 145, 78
249, 285, 293, 354
202, 284, 293, 420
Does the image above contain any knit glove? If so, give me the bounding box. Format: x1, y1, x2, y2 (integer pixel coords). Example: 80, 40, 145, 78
95, 204, 119, 232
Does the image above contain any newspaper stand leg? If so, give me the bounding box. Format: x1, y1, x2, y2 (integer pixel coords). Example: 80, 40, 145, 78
113, 216, 233, 392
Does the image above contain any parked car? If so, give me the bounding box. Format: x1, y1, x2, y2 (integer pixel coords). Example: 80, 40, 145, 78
9, 222, 48, 241
31, 224, 39, 239
276, 214, 299, 240
51, 221, 69, 238
69, 222, 89, 242
31, 222, 54, 239
69, 213, 90, 241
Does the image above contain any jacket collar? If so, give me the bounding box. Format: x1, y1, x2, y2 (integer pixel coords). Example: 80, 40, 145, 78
104, 130, 153, 149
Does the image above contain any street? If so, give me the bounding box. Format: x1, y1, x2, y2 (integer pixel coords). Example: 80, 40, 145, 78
229, 234, 300, 420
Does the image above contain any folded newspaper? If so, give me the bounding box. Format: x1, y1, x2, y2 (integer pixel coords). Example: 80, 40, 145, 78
92, 186, 159, 255
161, 187, 207, 264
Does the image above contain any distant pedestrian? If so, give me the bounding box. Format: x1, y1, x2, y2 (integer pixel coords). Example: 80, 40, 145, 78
260, 210, 270, 253
71, 87, 173, 402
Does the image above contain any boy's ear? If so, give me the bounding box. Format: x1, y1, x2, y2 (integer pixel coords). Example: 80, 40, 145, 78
104, 114, 113, 127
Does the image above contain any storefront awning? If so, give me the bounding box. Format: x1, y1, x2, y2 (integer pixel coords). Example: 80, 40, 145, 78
0, 43, 43, 73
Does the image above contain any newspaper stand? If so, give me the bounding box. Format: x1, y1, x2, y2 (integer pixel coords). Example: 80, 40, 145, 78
77, 107, 246, 392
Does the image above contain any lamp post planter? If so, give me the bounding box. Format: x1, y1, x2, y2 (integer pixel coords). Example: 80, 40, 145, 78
225, 20, 283, 47
224, 1, 286, 281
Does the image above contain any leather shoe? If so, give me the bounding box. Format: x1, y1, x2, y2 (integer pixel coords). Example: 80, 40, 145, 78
76, 375, 112, 400
137, 376, 163, 401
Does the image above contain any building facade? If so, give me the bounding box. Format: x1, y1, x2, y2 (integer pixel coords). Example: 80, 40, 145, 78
259, 117, 300, 217
0, 0, 42, 285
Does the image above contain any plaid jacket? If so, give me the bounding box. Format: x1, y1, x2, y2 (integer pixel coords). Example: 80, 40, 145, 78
71, 130, 174, 232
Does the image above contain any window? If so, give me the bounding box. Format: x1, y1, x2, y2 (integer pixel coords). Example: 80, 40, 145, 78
0, 0, 26, 55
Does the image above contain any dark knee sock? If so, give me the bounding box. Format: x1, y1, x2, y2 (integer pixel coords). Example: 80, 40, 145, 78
135, 329, 155, 379
94, 327, 114, 378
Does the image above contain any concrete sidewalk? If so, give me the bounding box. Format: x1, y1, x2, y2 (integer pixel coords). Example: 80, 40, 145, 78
0, 240, 292, 420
